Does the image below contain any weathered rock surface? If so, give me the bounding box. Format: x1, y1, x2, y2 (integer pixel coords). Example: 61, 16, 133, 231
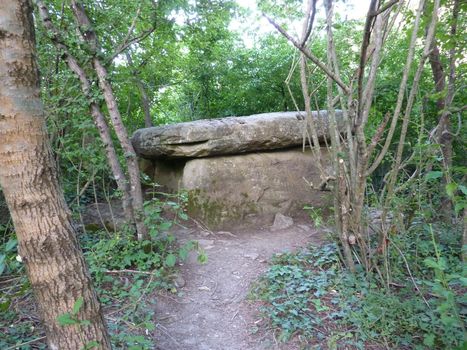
80, 201, 126, 232
132, 110, 342, 159
271, 213, 294, 231
150, 148, 331, 229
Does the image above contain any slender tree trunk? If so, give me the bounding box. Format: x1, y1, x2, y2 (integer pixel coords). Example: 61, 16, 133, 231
435, 0, 460, 172
70, 0, 148, 240
126, 53, 154, 128
92, 59, 148, 239
428, 44, 446, 111
36, 0, 137, 231
0, 1, 111, 349
137, 79, 154, 128
429, 42, 452, 219
428, 0, 460, 220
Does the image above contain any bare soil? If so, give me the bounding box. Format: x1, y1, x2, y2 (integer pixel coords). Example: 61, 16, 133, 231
151, 221, 325, 350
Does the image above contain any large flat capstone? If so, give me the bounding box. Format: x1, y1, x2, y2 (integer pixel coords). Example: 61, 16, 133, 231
132, 110, 342, 159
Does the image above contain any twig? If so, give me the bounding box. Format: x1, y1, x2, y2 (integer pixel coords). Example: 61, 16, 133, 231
210, 281, 219, 297
5, 336, 46, 350
371, 0, 399, 17
109, 28, 155, 62
155, 323, 180, 346
105, 269, 158, 275
300, 0, 318, 46
264, 14, 350, 94
388, 238, 431, 308
117, 6, 142, 53
231, 309, 239, 321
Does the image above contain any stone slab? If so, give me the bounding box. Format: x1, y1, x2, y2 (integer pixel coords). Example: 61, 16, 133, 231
132, 110, 342, 159
148, 148, 331, 229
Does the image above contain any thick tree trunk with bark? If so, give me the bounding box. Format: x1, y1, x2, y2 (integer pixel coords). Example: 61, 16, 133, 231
0, 1, 111, 349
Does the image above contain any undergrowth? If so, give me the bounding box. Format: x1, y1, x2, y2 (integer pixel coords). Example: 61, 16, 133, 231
251, 230, 466, 350
0, 193, 203, 349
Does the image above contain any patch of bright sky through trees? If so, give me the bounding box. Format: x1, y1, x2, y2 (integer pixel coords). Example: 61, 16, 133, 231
231, 0, 369, 48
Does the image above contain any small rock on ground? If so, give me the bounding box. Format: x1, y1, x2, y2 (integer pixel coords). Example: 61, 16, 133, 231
271, 213, 294, 231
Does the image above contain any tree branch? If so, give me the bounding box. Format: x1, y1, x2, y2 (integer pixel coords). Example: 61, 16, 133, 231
109, 27, 156, 62
356, 0, 378, 124
371, 0, 399, 17
264, 14, 350, 94
300, 0, 318, 47
366, 0, 426, 176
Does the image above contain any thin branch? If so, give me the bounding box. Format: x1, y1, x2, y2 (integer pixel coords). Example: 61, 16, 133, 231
366, 0, 426, 176
264, 14, 350, 94
105, 269, 158, 275
357, 0, 378, 124
385, 0, 439, 197
367, 112, 391, 156
371, 0, 399, 17
118, 5, 142, 51
5, 337, 47, 350
108, 27, 156, 62
300, 0, 318, 46
361, 5, 386, 126
389, 238, 431, 308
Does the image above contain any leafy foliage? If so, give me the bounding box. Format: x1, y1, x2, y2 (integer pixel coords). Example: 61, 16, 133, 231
252, 236, 465, 349
0, 193, 203, 349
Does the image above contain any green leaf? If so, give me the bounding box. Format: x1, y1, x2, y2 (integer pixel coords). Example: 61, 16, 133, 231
197, 251, 208, 264
454, 202, 466, 215
0, 254, 5, 275
159, 221, 172, 231
57, 312, 77, 326
83, 340, 100, 349
445, 183, 458, 198
144, 322, 156, 331
165, 254, 177, 267
5, 239, 17, 252
425, 171, 443, 180
179, 248, 188, 261
424, 258, 440, 270
72, 296, 84, 315
0, 300, 10, 312
423, 333, 435, 347
459, 185, 467, 196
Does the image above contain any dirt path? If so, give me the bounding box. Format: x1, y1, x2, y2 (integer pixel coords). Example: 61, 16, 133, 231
151, 221, 324, 350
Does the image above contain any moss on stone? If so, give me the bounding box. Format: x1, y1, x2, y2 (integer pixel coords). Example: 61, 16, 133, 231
187, 189, 259, 229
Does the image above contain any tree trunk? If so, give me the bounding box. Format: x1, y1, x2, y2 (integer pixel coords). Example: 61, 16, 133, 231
70, 0, 148, 240
126, 53, 154, 128
37, 0, 136, 230
428, 44, 446, 111
428, 0, 460, 219
0, 1, 111, 349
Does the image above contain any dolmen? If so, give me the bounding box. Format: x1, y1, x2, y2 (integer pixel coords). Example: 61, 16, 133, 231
132, 111, 341, 229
